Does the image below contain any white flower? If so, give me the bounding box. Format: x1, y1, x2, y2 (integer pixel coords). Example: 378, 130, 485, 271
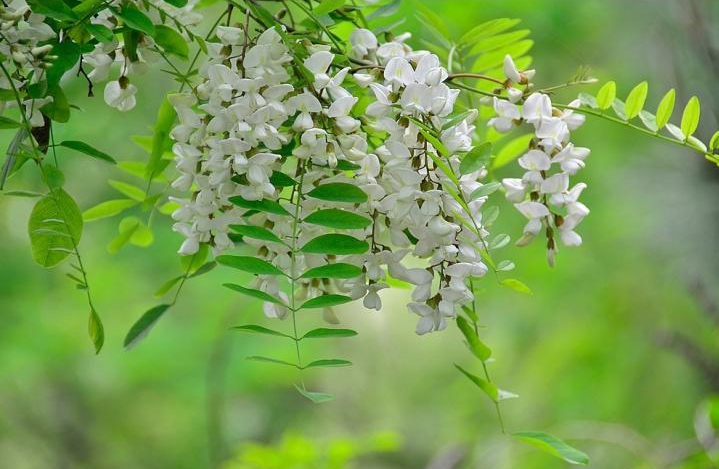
503, 54, 522, 83
104, 78, 137, 111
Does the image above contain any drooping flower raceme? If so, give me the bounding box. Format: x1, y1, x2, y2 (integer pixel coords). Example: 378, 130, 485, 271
490, 55, 590, 266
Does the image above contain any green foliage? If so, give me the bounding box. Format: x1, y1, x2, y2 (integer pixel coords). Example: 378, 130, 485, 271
300, 234, 369, 255
124, 304, 172, 348
217, 255, 287, 276
28, 188, 82, 268
306, 183, 368, 204
512, 432, 589, 465
58, 140, 116, 164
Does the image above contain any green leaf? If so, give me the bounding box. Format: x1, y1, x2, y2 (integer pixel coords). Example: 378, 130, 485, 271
108, 216, 153, 252
459, 18, 522, 46
595, 81, 616, 110
301, 294, 353, 309
180, 244, 208, 273
163, 0, 188, 6
301, 263, 363, 279
124, 304, 172, 349
86, 23, 115, 43
469, 182, 501, 200
153, 25, 189, 59
489, 233, 510, 250
624, 81, 648, 119
304, 209, 372, 229
47, 41, 82, 87
83, 199, 137, 221
295, 385, 334, 403
223, 283, 285, 305
709, 131, 719, 151
454, 364, 498, 402
217, 255, 285, 276
108, 180, 146, 202
44, 165, 65, 189
300, 234, 369, 255
229, 224, 283, 243
88, 308, 104, 354
147, 97, 176, 180
232, 324, 292, 339
500, 278, 532, 295
229, 196, 290, 215
307, 183, 368, 204
680, 96, 701, 139
304, 358, 352, 369
59, 140, 116, 164
655, 88, 676, 129
28, 189, 82, 268
270, 170, 297, 187
188, 261, 216, 278
314, 0, 345, 15
512, 432, 589, 465
456, 316, 491, 361
302, 328, 358, 339
246, 356, 297, 368
3, 190, 43, 198
28, 0, 78, 21
0, 116, 21, 129
492, 134, 533, 170
460, 142, 492, 175
154, 275, 182, 297
116, 5, 155, 35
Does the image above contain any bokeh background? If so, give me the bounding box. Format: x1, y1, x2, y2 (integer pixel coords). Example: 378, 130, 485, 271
1, 0, 719, 468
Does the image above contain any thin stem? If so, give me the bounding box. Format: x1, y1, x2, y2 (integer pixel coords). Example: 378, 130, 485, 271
289, 160, 307, 388
446, 73, 505, 86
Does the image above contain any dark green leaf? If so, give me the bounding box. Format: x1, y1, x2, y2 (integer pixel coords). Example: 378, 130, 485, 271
460, 142, 492, 175
295, 385, 334, 403
232, 324, 292, 339
270, 170, 296, 187
46, 41, 82, 87
454, 364, 498, 402
303, 358, 352, 369
163, 0, 188, 6
300, 234, 369, 255
28, 0, 78, 21
301, 294, 353, 309
229, 196, 290, 215
229, 224, 283, 243
88, 308, 104, 354
223, 283, 286, 305
301, 263, 363, 279
28, 189, 82, 268
302, 328, 358, 339
188, 261, 216, 278
456, 316, 491, 361
124, 304, 172, 348
217, 255, 285, 276
304, 209, 372, 229
154, 275, 182, 297
153, 25, 189, 58
307, 183, 368, 203
86, 23, 115, 43
512, 432, 589, 465
246, 356, 297, 368
59, 140, 116, 164
116, 5, 155, 35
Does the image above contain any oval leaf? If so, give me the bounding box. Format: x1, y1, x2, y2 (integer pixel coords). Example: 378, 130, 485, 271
301, 294, 353, 309
307, 183, 368, 203
302, 328, 358, 339
28, 189, 83, 268
88, 308, 104, 354
680, 96, 701, 139
460, 142, 492, 175
454, 364, 498, 402
655, 88, 675, 129
303, 358, 352, 369
295, 385, 334, 403
124, 304, 171, 349
624, 81, 648, 119
229, 196, 290, 215
59, 140, 116, 164
217, 256, 285, 276
83, 199, 137, 221
224, 283, 286, 305
300, 234, 369, 255
512, 432, 589, 465
116, 5, 155, 35
152, 25, 188, 58
595, 81, 616, 110
301, 263, 363, 279
229, 224, 283, 243
232, 324, 292, 339
304, 209, 372, 229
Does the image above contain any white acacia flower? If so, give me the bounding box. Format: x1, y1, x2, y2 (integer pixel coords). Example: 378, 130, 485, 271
104, 78, 137, 111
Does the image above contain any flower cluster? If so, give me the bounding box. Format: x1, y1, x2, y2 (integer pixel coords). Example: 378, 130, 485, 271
0, 0, 55, 126
490, 56, 590, 265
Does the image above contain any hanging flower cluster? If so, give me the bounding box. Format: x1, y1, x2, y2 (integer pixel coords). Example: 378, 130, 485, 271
0, 0, 55, 126
490, 56, 591, 265
167, 25, 507, 335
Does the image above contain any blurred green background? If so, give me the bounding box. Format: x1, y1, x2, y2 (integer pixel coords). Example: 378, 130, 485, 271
1, 0, 719, 468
